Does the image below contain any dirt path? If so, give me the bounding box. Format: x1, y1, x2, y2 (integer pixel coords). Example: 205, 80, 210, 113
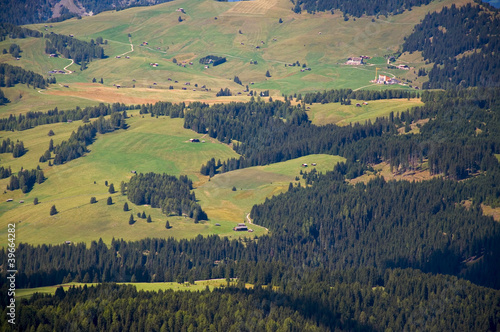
246, 213, 268, 232
63, 59, 74, 73
118, 37, 135, 57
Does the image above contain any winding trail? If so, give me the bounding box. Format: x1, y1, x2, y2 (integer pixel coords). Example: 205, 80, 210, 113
118, 37, 135, 57
246, 213, 268, 232
63, 59, 74, 73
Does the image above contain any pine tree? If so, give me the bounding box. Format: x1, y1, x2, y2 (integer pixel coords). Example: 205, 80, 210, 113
265, 70, 271, 77
120, 181, 126, 195
107, 197, 112, 205
141, 211, 146, 219
129, 214, 135, 225
50, 205, 57, 215
108, 183, 115, 194
33, 197, 39, 205
90, 197, 97, 204
165, 220, 171, 229
123, 202, 129, 211
147, 215, 152, 223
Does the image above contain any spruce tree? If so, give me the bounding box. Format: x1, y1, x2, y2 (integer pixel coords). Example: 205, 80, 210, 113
141, 211, 146, 219
147, 215, 152, 223
50, 205, 57, 215
108, 183, 115, 194
265, 70, 271, 77
107, 197, 112, 205
165, 220, 171, 229
129, 214, 135, 225
123, 202, 129, 211
33, 197, 39, 205
90, 197, 97, 204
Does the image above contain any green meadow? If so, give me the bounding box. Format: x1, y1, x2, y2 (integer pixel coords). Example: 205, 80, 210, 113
16, 279, 230, 298
0, 106, 345, 246
307, 98, 424, 126
0, 0, 461, 247
0, 0, 461, 114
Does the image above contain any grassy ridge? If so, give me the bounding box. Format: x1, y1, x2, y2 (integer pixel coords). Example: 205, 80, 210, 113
0, 0, 464, 114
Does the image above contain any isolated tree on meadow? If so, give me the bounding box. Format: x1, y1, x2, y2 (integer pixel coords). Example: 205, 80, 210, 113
123, 202, 129, 211
165, 220, 171, 229
107, 197, 112, 205
33, 197, 39, 205
141, 211, 146, 219
108, 183, 115, 194
147, 215, 152, 223
50, 205, 57, 215
90, 197, 97, 204
265, 70, 271, 77
129, 214, 135, 225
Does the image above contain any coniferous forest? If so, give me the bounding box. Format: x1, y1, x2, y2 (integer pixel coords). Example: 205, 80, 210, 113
1, 1, 500, 330
403, 3, 500, 89
1, 87, 500, 330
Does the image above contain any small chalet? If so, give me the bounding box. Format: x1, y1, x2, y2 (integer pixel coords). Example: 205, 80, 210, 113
189, 138, 200, 143
346, 57, 363, 65
233, 223, 248, 231
397, 64, 409, 70
302, 163, 308, 167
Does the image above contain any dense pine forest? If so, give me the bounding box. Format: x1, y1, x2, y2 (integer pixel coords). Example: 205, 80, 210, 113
403, 3, 500, 88
2, 270, 499, 331
189, 88, 500, 180
127, 173, 207, 222
0, 63, 53, 90
292, 0, 431, 16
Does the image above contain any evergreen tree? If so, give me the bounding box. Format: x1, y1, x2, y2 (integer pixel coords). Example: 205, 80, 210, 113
33, 197, 38, 205
165, 220, 171, 229
129, 214, 135, 225
49, 205, 57, 215
90, 197, 97, 204
265, 70, 271, 77
147, 215, 152, 223
107, 197, 112, 205
108, 183, 115, 194
120, 181, 126, 195
141, 211, 146, 219
123, 202, 129, 211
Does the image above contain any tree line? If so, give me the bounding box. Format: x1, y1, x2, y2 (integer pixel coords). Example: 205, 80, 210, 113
39, 113, 126, 166
0, 63, 53, 90
6, 167, 45, 193
301, 88, 419, 104
0, 102, 134, 131
127, 172, 207, 222
2, 267, 499, 331
0, 138, 25, 157
292, 0, 431, 16
402, 3, 500, 89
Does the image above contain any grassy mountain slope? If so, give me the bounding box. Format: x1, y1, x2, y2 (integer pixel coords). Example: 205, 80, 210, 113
0, 0, 468, 116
